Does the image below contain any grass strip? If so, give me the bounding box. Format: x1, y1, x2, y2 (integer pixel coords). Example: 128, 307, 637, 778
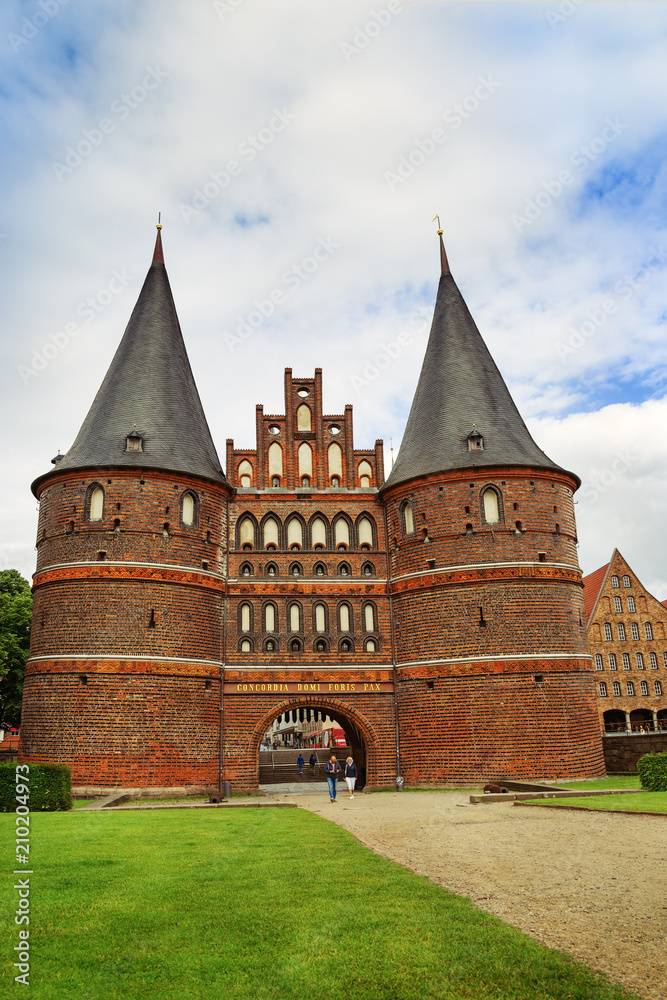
0, 809, 640, 1000
518, 791, 667, 814
556, 777, 641, 791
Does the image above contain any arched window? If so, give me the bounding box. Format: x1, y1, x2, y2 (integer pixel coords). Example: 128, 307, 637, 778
314, 603, 327, 633
640, 680, 649, 696
289, 562, 302, 577
362, 562, 375, 577
339, 604, 351, 633
287, 518, 303, 549
314, 562, 327, 577
296, 404, 311, 431
401, 501, 414, 534
357, 516, 373, 549
240, 603, 252, 633
614, 596, 622, 613
268, 442, 283, 480
631, 623, 639, 640
240, 638, 252, 653
612, 681, 621, 696
289, 604, 301, 633
599, 682, 607, 697
358, 460, 372, 488
365, 638, 377, 652
328, 442, 343, 481
315, 638, 328, 653
334, 518, 350, 549
271, 476, 281, 487
340, 638, 352, 653
645, 622, 653, 640
238, 460, 253, 488
298, 442, 312, 480
263, 517, 279, 549
611, 575, 619, 588
618, 623, 626, 641
265, 638, 277, 653
240, 562, 253, 577
239, 517, 255, 549
481, 487, 501, 525
290, 638, 302, 653
311, 517, 327, 549
364, 604, 375, 632
609, 653, 617, 670
594, 653, 603, 670
181, 491, 197, 527
88, 485, 104, 521
622, 575, 631, 587
337, 562, 351, 577
265, 563, 278, 577
264, 604, 276, 633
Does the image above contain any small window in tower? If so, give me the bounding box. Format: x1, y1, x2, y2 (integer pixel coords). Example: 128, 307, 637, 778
358, 460, 372, 487
467, 430, 484, 451
268, 425, 280, 435
297, 404, 311, 431
291, 638, 302, 653
240, 639, 251, 653
297, 387, 310, 398
301, 476, 311, 487
402, 502, 415, 535
89, 485, 104, 521
331, 476, 340, 487
365, 638, 377, 652
126, 432, 143, 452
238, 460, 253, 488
271, 476, 281, 487
514, 521, 523, 534
181, 492, 196, 526
315, 639, 327, 653
341, 639, 351, 653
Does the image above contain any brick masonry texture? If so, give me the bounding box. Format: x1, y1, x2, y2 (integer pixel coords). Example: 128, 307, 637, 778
602, 733, 667, 773
20, 372, 606, 787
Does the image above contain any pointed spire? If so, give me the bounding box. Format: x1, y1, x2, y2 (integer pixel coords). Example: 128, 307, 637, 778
380, 235, 576, 493
34, 226, 226, 490
152, 215, 164, 264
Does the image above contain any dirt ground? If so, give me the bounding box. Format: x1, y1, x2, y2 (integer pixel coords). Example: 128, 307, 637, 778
274, 788, 666, 1000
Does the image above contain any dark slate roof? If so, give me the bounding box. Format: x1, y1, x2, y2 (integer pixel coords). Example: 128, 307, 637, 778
33, 231, 226, 493
380, 238, 577, 493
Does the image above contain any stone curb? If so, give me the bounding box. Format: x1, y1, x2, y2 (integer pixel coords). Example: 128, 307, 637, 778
470, 788, 640, 804
514, 801, 667, 818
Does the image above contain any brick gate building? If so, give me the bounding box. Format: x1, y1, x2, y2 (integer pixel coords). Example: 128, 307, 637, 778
19, 225, 605, 789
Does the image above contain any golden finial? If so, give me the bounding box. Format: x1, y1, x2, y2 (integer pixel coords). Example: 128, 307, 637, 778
432, 214, 443, 236
156, 211, 162, 231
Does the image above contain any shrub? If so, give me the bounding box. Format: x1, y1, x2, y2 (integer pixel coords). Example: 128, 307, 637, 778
637, 751, 667, 792
0, 762, 72, 811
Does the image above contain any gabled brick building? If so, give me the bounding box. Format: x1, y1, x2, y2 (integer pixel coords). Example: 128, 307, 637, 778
584, 549, 667, 733
18, 226, 605, 789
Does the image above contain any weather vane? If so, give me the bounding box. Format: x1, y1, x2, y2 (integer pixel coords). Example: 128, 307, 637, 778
432, 214, 443, 235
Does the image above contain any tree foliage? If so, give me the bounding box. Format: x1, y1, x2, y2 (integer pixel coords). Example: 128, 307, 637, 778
0, 569, 32, 727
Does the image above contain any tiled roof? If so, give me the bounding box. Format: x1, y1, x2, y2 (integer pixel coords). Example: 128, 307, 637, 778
33, 230, 226, 494
381, 237, 577, 493
582, 562, 610, 623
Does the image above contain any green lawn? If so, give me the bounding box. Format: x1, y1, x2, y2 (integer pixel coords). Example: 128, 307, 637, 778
524, 791, 667, 814
0, 809, 640, 1000
556, 776, 641, 791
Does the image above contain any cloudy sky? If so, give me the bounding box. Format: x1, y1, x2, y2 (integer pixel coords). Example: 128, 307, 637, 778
1, 0, 666, 598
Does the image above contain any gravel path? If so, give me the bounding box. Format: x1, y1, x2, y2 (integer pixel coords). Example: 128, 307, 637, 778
273, 789, 666, 1000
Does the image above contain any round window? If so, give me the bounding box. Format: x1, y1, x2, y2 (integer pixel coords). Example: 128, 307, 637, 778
329, 424, 341, 434
268, 425, 280, 435
297, 387, 310, 397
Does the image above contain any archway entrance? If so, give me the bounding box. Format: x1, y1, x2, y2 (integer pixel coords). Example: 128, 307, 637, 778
256, 700, 369, 790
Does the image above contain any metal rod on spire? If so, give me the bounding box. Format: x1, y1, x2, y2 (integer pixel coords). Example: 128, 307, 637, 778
432, 213, 450, 274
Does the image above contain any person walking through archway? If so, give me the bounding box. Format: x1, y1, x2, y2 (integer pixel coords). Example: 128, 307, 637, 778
344, 756, 357, 799
324, 753, 341, 802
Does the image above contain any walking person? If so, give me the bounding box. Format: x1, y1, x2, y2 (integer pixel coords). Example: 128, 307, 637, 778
344, 756, 357, 799
297, 753, 304, 774
324, 753, 341, 802
309, 752, 317, 773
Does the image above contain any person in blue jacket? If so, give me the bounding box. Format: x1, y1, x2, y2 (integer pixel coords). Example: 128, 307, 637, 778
344, 757, 358, 799
324, 754, 341, 801
297, 753, 304, 774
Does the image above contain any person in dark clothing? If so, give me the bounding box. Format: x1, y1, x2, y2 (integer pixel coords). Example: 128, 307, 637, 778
344, 757, 358, 799
309, 752, 317, 772
297, 753, 304, 774
324, 754, 341, 801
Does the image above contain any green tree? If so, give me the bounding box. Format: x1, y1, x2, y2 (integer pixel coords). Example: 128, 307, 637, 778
0, 569, 32, 728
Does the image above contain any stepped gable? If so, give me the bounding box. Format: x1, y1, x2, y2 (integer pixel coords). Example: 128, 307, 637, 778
33, 227, 226, 493
381, 233, 575, 492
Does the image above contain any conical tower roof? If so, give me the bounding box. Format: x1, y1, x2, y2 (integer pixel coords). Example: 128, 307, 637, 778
33, 228, 226, 493
381, 234, 576, 493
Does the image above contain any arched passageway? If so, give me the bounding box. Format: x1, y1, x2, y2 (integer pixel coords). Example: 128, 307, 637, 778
256, 700, 372, 788
603, 710, 626, 733
629, 708, 653, 732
